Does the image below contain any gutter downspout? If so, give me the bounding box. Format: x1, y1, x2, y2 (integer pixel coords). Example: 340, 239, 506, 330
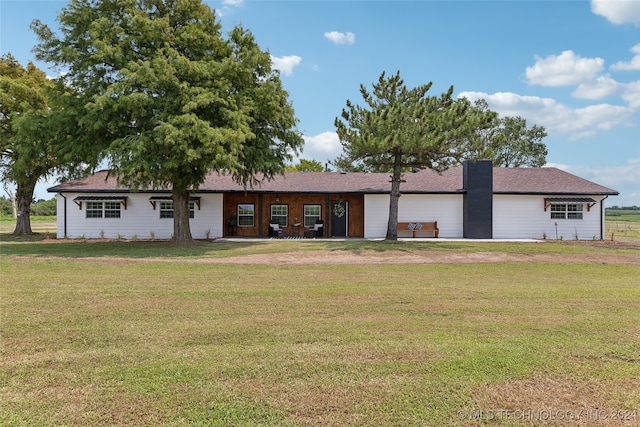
60, 193, 67, 239
601, 195, 608, 240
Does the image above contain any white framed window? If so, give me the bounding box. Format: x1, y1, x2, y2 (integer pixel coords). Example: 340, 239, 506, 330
86, 201, 121, 218
270, 205, 288, 227
160, 201, 174, 219
159, 201, 195, 219
104, 202, 121, 218
550, 203, 583, 220
86, 201, 103, 218
304, 205, 321, 227
238, 204, 255, 227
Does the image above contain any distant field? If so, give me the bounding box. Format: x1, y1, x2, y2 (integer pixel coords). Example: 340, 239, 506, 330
0, 215, 56, 235
605, 210, 640, 239
606, 210, 640, 221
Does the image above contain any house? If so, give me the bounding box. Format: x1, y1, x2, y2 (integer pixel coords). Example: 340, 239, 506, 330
47, 160, 618, 240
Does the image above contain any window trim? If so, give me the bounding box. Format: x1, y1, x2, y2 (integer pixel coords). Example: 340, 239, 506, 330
103, 201, 122, 218
159, 201, 174, 219
303, 204, 322, 228
85, 201, 104, 218
237, 204, 255, 227
84, 200, 121, 219
549, 203, 584, 220
270, 204, 288, 227
158, 200, 196, 219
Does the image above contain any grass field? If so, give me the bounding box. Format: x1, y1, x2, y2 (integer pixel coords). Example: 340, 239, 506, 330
2, 232, 639, 426
0, 215, 57, 236
606, 211, 640, 240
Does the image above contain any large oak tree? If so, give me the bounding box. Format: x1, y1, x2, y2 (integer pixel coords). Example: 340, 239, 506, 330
334, 71, 496, 240
0, 54, 56, 234
32, 0, 303, 243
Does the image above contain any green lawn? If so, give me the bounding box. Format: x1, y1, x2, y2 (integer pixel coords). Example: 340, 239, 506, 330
1, 240, 639, 426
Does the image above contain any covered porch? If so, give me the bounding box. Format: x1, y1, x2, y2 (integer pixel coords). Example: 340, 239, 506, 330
222, 192, 365, 238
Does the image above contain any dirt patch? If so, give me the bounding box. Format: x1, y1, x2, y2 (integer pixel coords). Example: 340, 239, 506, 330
9, 248, 640, 266
557, 237, 640, 251
186, 249, 640, 266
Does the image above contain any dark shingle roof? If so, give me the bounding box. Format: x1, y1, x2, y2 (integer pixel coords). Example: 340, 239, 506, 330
47, 167, 618, 196
492, 167, 618, 195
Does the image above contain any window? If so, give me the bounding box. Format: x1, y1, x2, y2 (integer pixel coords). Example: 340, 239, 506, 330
270, 205, 288, 227
85, 201, 121, 219
159, 201, 195, 219
304, 205, 321, 227
550, 203, 583, 220
104, 202, 121, 218
238, 204, 255, 226
86, 201, 103, 218
160, 201, 173, 219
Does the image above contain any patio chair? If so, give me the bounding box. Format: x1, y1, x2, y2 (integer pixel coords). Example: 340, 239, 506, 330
304, 220, 323, 238
269, 223, 287, 238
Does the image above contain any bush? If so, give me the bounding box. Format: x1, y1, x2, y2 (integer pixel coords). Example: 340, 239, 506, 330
31, 198, 57, 216
0, 196, 15, 214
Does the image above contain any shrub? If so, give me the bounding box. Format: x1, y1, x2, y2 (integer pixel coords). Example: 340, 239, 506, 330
31, 198, 57, 216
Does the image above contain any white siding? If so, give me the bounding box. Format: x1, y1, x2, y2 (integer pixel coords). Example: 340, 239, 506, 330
55, 193, 223, 239
493, 195, 605, 240
364, 195, 389, 238
364, 194, 463, 238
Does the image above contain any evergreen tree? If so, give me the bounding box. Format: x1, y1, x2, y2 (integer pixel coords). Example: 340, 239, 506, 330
335, 71, 496, 240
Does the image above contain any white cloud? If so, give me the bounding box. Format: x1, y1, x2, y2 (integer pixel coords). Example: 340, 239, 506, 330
324, 31, 356, 45
297, 132, 342, 163
572, 74, 621, 99
548, 158, 640, 206
526, 51, 605, 86
567, 103, 634, 133
611, 43, 640, 71
621, 80, 640, 108
458, 91, 635, 139
271, 55, 302, 76
216, 0, 244, 16
591, 0, 640, 25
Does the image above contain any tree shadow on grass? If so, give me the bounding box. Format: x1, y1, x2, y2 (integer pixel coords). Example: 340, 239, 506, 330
0, 234, 261, 259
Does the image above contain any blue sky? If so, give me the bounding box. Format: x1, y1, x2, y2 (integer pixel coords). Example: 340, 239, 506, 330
1, 0, 639, 206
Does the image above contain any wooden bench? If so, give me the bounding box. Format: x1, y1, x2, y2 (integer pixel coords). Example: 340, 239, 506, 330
397, 221, 439, 238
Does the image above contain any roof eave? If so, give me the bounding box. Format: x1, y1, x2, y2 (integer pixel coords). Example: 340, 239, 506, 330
494, 191, 620, 196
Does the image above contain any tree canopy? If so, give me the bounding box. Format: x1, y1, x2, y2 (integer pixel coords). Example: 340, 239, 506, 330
32, 0, 303, 242
334, 71, 496, 240
463, 99, 548, 167
0, 54, 57, 234
285, 159, 325, 172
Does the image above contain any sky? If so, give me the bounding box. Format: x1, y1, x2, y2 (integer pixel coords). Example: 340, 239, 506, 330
1, 0, 639, 206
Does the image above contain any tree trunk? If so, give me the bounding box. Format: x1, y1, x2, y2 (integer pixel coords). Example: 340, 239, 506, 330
385, 152, 403, 240
172, 188, 193, 243
12, 178, 36, 235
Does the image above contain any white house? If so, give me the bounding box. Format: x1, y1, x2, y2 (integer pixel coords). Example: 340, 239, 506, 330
48, 160, 618, 240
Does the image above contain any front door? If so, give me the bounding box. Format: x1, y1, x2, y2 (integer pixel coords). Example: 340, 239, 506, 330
331, 201, 348, 237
